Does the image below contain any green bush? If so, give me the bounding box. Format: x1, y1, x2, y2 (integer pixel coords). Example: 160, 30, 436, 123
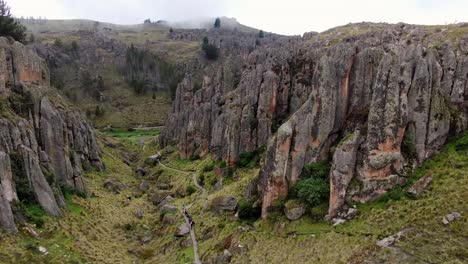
186, 185, 196, 196
238, 199, 261, 220
198, 173, 205, 186
402, 132, 417, 160
8, 91, 34, 118
302, 161, 330, 180
295, 178, 329, 207
202, 161, 215, 172
258, 30, 264, 38
189, 154, 200, 161
239, 147, 264, 168
23, 203, 46, 228
0, 1, 26, 43
201, 37, 219, 60
54, 38, 63, 48
9, 152, 36, 204
454, 132, 468, 153
214, 18, 221, 28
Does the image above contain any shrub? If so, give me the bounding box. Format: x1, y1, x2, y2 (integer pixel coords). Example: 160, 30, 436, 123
214, 18, 221, 28
0, 0, 26, 42
201, 36, 219, 60
198, 173, 205, 186
23, 203, 46, 228
189, 154, 200, 161
54, 38, 63, 48
302, 161, 330, 180
9, 151, 36, 204
8, 91, 34, 117
258, 30, 264, 38
238, 147, 264, 168
71, 40, 79, 56
402, 132, 417, 160
202, 161, 215, 172
238, 199, 261, 220
295, 178, 329, 207
202, 42, 219, 60
186, 185, 196, 196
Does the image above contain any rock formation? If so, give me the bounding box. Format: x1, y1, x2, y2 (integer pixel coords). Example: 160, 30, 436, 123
161, 23, 468, 218
0, 37, 103, 232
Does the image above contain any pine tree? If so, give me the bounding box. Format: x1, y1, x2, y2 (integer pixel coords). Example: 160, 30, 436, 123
214, 18, 221, 28
0, 0, 26, 43
258, 30, 265, 38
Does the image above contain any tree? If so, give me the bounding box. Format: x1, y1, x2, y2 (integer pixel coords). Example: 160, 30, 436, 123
144, 19, 151, 24
169, 28, 173, 33
258, 30, 264, 38
71, 40, 79, 55
29, 33, 35, 43
214, 17, 221, 28
201, 37, 219, 60
0, 0, 26, 43
54, 38, 63, 48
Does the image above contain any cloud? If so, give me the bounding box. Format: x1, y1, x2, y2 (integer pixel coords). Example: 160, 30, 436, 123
9, 0, 468, 35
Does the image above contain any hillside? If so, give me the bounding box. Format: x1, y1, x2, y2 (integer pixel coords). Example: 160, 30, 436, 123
19, 17, 270, 128
0, 126, 466, 263
0, 18, 467, 264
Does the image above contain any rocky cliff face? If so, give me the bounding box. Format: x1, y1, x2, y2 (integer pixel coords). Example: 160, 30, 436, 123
161, 23, 468, 218
0, 37, 103, 232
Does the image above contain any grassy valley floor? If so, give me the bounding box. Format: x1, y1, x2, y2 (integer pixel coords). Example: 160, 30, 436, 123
0, 131, 466, 263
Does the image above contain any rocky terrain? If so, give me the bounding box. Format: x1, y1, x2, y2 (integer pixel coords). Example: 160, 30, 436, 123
161, 22, 468, 219
0, 37, 103, 232
0, 19, 466, 264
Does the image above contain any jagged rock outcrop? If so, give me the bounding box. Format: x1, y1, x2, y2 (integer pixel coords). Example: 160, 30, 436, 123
0, 37, 103, 232
161, 23, 468, 218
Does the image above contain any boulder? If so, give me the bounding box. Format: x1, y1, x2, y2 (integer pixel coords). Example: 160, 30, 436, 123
160, 204, 178, 214
134, 209, 144, 219
284, 200, 306, 221
376, 228, 414, 247
103, 178, 125, 193
150, 191, 172, 206
159, 196, 175, 207
135, 167, 147, 177
243, 178, 258, 201
442, 212, 462, 225
407, 174, 433, 197
174, 223, 190, 237
214, 249, 233, 264
331, 218, 346, 226
138, 180, 149, 192
162, 214, 176, 225
210, 196, 238, 212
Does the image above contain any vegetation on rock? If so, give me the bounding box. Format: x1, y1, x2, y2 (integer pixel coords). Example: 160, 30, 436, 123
0, 0, 26, 42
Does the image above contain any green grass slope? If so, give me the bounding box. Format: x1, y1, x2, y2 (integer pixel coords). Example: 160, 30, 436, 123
1, 131, 466, 263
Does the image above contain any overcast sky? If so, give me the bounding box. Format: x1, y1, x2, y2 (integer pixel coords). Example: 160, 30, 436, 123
9, 0, 468, 35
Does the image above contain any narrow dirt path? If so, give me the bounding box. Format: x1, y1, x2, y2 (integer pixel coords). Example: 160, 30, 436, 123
157, 161, 207, 207
157, 160, 205, 264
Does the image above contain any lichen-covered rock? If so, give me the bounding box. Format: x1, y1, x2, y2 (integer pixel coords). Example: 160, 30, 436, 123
0, 152, 17, 202
161, 24, 467, 218
18, 145, 61, 217
0, 37, 103, 231
175, 223, 190, 237
407, 174, 433, 197
284, 200, 306, 221
0, 185, 16, 233
328, 131, 361, 218
210, 196, 238, 212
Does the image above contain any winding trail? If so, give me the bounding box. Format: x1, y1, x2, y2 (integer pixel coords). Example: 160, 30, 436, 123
157, 160, 206, 264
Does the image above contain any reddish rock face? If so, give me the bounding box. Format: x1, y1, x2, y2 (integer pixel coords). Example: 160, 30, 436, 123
161, 24, 468, 218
